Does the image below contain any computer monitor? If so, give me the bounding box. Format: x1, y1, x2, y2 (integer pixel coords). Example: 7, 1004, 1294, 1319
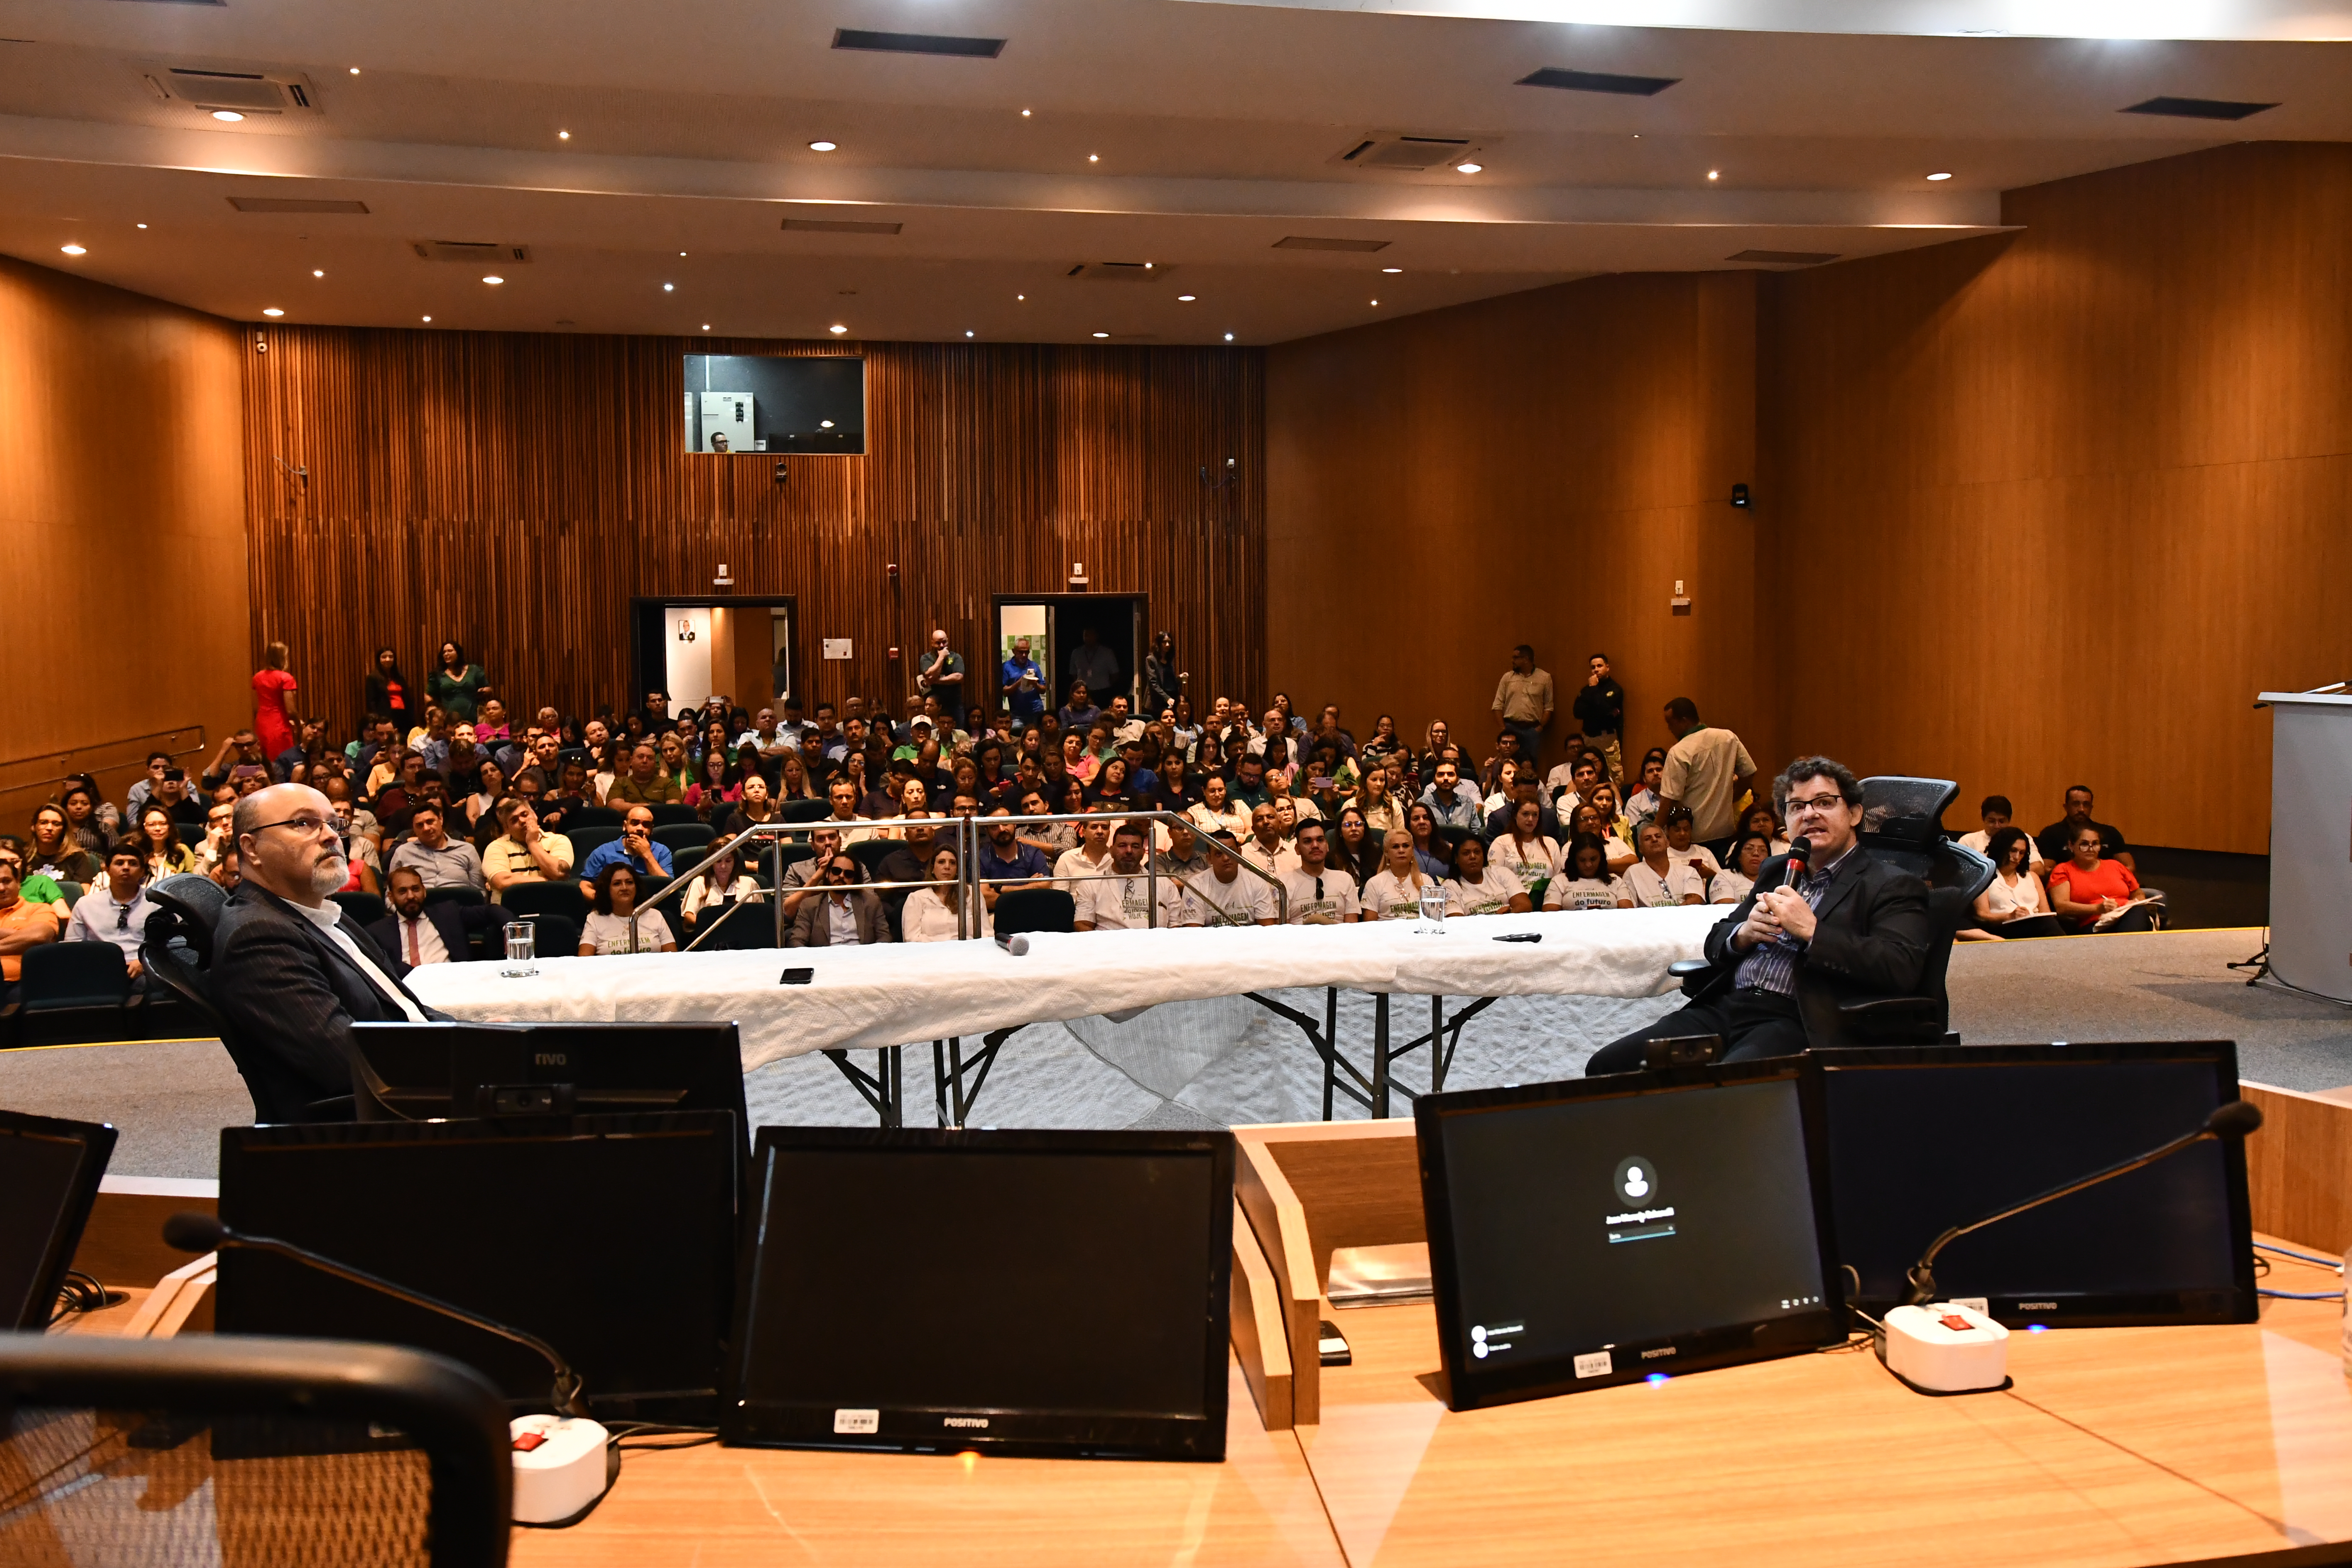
1416, 1062, 1843, 1411
217, 1111, 739, 1421
1816, 1041, 2257, 1326
350, 1021, 749, 1168
0, 1108, 116, 1330
723, 1127, 1233, 1461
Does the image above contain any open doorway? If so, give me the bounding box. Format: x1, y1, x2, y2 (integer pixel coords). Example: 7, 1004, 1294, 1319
990, 595, 1145, 717
629, 596, 797, 716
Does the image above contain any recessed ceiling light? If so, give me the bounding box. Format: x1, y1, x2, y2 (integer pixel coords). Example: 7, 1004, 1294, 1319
59, 244, 85, 256
311, 269, 324, 278
348, 66, 360, 75
1092, 331, 1109, 338
136, 223, 147, 229
702, 324, 710, 331
1381, 267, 1402, 274
1016, 294, 1025, 301
1370, 299, 1379, 306
678, 251, 687, 257
1223, 332, 1234, 341
1926, 170, 1953, 181
1088, 154, 1099, 163
830, 324, 847, 334
422, 315, 432, 322
262, 307, 283, 317
964, 329, 975, 337
212, 110, 245, 122
483, 275, 504, 285
558, 130, 570, 140
1455, 161, 1481, 174
663, 283, 674, 291
1177, 294, 1196, 302
820, 419, 835, 429
1707, 169, 1720, 180
1021, 108, 1031, 117
809, 140, 837, 152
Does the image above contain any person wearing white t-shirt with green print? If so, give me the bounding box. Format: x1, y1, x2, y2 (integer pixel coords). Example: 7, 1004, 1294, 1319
1443, 835, 1531, 917
1072, 821, 1189, 931
1544, 833, 1625, 911
1181, 833, 1278, 927
1279, 821, 1359, 925
1361, 829, 1438, 921
1709, 833, 1773, 906
1618, 820, 1707, 909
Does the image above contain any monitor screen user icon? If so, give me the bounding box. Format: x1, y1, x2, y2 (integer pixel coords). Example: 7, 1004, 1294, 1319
1614, 1156, 1659, 1205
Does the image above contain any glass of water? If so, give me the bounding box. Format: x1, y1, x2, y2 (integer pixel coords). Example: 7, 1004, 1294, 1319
501, 920, 539, 977
1417, 882, 1447, 934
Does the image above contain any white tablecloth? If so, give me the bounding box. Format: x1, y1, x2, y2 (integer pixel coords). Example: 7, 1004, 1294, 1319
405, 906, 1718, 1073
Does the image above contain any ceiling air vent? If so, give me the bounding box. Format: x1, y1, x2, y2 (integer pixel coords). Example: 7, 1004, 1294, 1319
832, 28, 1005, 57
1518, 67, 1679, 96
142, 64, 319, 115
1337, 134, 1477, 172
1727, 249, 1840, 265
229, 196, 370, 215
1065, 262, 1165, 280
413, 241, 532, 263
2121, 95, 2277, 121
781, 218, 903, 235
1274, 236, 1389, 253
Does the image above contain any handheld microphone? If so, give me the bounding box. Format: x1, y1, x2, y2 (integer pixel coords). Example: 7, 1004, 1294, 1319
1780, 835, 1813, 889
1875, 1100, 2262, 1395
1900, 1099, 2262, 1307
164, 1211, 588, 1417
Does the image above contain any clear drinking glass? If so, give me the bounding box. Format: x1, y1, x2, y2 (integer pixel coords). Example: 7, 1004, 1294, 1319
1417, 882, 1447, 934
501, 920, 539, 977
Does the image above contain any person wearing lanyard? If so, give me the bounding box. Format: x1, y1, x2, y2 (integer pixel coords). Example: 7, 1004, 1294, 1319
208, 784, 450, 1122
1583, 757, 1931, 1074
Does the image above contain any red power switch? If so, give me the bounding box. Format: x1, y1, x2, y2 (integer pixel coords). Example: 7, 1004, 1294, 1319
512, 1431, 548, 1453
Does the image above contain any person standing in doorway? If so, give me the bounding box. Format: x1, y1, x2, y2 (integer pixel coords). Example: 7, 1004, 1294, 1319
1069, 626, 1122, 708
1002, 635, 1045, 727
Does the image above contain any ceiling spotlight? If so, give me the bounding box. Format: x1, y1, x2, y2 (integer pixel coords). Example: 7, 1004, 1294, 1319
262, 307, 283, 317
1223, 332, 1234, 341
212, 110, 245, 122
830, 324, 847, 334
483, 275, 504, 285
422, 315, 432, 322
819, 419, 835, 428
558, 130, 571, 140
1707, 169, 1720, 180
678, 251, 687, 257
59, 244, 85, 256
1382, 267, 1402, 274
702, 324, 710, 331
1021, 108, 1032, 117
1177, 294, 1196, 302
1088, 154, 1099, 163
1455, 161, 1482, 174
1092, 331, 1109, 338
663, 283, 675, 292
311, 269, 324, 278
1371, 299, 1379, 306
136, 223, 147, 229
1927, 170, 1954, 181
349, 66, 360, 74
809, 140, 838, 152
1017, 293, 1026, 301
964, 329, 975, 337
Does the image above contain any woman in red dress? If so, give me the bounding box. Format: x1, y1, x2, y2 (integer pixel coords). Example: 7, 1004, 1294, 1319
251, 640, 300, 762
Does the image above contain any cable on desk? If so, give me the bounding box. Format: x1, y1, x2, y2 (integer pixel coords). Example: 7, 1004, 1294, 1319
2254, 1241, 2343, 1271
604, 1421, 720, 1454
2259, 1288, 2346, 1301
47, 1271, 125, 1326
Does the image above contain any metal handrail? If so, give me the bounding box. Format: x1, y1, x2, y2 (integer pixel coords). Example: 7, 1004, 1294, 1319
0, 724, 211, 801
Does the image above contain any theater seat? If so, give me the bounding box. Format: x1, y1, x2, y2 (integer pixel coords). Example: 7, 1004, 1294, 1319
498, 881, 587, 925
993, 888, 1076, 940
647, 803, 701, 827
567, 826, 621, 865
568, 804, 622, 829
653, 823, 716, 858
6, 942, 136, 1048
779, 798, 830, 823
330, 889, 387, 928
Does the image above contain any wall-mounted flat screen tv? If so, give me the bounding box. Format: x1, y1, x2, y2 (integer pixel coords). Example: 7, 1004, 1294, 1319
683, 354, 865, 455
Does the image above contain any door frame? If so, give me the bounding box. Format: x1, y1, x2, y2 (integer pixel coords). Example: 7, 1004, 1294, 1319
988, 593, 1149, 716
629, 595, 800, 713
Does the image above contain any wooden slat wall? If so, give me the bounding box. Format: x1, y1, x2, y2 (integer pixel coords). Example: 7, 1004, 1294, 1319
1266, 271, 1761, 774
0, 256, 247, 813
239, 329, 1265, 741
1757, 142, 2352, 854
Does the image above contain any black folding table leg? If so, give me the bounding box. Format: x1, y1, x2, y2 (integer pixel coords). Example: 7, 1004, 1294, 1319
1372, 993, 1392, 1118
1322, 986, 1338, 1121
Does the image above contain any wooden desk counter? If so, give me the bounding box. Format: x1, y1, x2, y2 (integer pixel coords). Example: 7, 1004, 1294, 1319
1299, 1249, 2352, 1568
510, 1360, 1343, 1568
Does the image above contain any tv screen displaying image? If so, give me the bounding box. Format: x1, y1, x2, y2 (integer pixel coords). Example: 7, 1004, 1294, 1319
683, 354, 864, 454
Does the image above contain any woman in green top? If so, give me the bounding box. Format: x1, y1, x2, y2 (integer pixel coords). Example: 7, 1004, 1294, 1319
428, 640, 492, 722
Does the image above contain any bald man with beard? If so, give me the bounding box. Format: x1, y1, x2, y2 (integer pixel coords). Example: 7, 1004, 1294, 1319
209, 782, 449, 1122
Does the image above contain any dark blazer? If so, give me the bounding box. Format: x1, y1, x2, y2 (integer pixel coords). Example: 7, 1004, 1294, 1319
788, 888, 893, 947
363, 902, 489, 969
1695, 847, 1933, 1045
210, 882, 451, 1122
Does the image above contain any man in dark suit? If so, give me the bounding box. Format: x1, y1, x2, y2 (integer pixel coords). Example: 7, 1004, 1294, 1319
210, 784, 450, 1122
1587, 757, 1930, 1072
365, 864, 497, 968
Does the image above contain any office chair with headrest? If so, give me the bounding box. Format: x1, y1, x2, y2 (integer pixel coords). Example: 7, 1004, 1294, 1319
1663, 776, 1995, 1049
143, 875, 338, 1123
0, 1332, 510, 1567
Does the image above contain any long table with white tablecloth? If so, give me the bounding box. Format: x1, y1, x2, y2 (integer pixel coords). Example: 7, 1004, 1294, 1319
404, 905, 1717, 1072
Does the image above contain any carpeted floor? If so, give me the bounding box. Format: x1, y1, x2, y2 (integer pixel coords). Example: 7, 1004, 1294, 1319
4, 927, 2338, 1180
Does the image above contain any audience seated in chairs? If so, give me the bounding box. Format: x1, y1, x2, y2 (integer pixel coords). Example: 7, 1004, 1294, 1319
1445, 834, 1532, 916
365, 865, 497, 966
0, 860, 60, 1002
903, 845, 986, 942
1709, 833, 1773, 905
579, 863, 676, 955
1973, 825, 2064, 938
2035, 784, 2134, 871
65, 841, 156, 987
789, 852, 891, 947
1543, 833, 1622, 911
1618, 820, 1706, 909
2047, 822, 2159, 934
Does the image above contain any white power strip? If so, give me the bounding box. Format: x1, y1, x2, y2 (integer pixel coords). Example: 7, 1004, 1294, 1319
510, 1415, 611, 1524
1876, 1303, 2011, 1394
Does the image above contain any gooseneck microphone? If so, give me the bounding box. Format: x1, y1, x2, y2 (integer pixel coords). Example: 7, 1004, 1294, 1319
1900, 1100, 2263, 1307
164, 1211, 589, 1417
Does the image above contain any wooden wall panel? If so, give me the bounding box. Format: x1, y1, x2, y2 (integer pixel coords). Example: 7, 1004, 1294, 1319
1759, 142, 2352, 853
1266, 271, 1760, 776
0, 257, 247, 820
239, 329, 1265, 741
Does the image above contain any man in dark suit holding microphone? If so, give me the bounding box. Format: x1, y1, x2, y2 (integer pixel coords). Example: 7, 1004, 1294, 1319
1586, 757, 1930, 1072
210, 782, 450, 1121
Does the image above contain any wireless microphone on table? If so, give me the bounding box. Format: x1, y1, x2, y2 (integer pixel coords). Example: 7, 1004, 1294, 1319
1874, 1100, 2263, 1394
165, 1211, 614, 1524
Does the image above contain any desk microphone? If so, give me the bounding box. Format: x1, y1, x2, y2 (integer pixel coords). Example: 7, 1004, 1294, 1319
164, 1211, 588, 1418
1876, 1100, 2262, 1395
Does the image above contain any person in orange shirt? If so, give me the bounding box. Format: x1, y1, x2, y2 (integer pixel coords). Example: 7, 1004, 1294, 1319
0, 860, 61, 994
2047, 823, 2156, 933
